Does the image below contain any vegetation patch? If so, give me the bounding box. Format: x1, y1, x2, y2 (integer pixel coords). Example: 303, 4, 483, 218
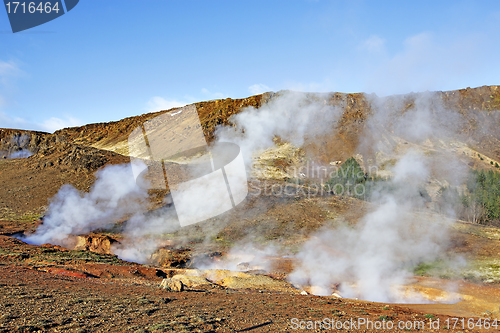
412, 259, 463, 279
325, 157, 418, 202
436, 169, 500, 226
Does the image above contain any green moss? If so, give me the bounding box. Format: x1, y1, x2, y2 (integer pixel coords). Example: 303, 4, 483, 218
487, 94, 500, 110
32, 248, 125, 265
412, 259, 460, 279
17, 213, 40, 222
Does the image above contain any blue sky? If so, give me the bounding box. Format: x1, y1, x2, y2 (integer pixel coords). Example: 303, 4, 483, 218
1, 0, 499, 132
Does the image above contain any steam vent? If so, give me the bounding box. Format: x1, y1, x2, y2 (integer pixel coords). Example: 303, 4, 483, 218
1, 86, 500, 330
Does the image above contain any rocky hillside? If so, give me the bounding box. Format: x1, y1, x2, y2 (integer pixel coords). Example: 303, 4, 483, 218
1, 86, 499, 222
53, 94, 266, 155
0, 128, 49, 159
3, 86, 499, 162
56, 85, 500, 164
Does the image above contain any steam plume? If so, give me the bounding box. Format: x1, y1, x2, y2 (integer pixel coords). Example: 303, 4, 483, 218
23, 164, 149, 246
288, 92, 467, 302
22, 90, 471, 289
216, 91, 343, 167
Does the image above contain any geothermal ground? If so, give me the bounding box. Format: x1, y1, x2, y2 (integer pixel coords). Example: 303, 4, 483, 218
1, 220, 500, 332
1, 86, 500, 332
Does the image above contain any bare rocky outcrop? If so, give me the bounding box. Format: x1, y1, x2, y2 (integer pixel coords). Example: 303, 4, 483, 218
217, 274, 301, 294
74, 234, 120, 255
4, 85, 500, 164
171, 274, 213, 288
53, 94, 266, 154
160, 278, 184, 292
150, 247, 192, 268
0, 129, 49, 159
0, 127, 128, 172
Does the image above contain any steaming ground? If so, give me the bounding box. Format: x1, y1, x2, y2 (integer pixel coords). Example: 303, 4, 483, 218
284, 94, 470, 301
5, 149, 32, 159
216, 91, 343, 168
21, 163, 182, 263
289, 153, 455, 302
16, 90, 497, 304
0, 134, 34, 159
212, 91, 470, 302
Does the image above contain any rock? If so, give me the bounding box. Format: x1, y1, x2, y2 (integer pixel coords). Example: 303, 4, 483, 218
150, 248, 191, 268
199, 269, 251, 282
300, 290, 308, 295
236, 262, 250, 270
171, 274, 212, 288
160, 278, 184, 292
218, 275, 302, 294
74, 235, 119, 254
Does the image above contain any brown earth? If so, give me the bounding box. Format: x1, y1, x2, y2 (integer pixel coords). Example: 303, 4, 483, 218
5, 264, 492, 333
2, 86, 500, 219
2, 87, 500, 331
1, 235, 500, 332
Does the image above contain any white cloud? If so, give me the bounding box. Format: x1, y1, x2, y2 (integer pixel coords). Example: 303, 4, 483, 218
360, 35, 386, 54
0, 60, 28, 129
0, 60, 22, 107
201, 88, 227, 100
0, 110, 27, 129
248, 83, 271, 95
357, 31, 491, 95
39, 116, 82, 132
146, 96, 187, 112
283, 79, 335, 93
0, 60, 22, 82
0, 61, 17, 74
0, 59, 81, 133
0, 110, 81, 133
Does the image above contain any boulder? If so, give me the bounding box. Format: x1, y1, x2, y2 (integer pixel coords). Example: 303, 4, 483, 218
199, 269, 251, 282
150, 247, 191, 267
160, 278, 184, 292
171, 274, 213, 288
74, 234, 119, 254
218, 275, 301, 294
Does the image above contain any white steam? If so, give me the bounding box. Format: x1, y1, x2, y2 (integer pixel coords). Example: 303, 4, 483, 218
7, 149, 32, 158
111, 204, 181, 263
289, 152, 452, 302
216, 91, 343, 167
289, 93, 467, 302
195, 243, 280, 272
23, 164, 149, 246
22, 89, 470, 293
22, 161, 186, 264
1, 134, 33, 158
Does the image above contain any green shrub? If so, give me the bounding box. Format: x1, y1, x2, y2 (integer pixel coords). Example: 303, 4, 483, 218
460, 169, 500, 224
325, 157, 368, 200
324, 157, 388, 201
